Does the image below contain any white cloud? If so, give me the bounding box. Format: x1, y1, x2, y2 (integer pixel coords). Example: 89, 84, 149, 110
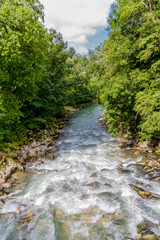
40, 0, 114, 54
76, 46, 89, 55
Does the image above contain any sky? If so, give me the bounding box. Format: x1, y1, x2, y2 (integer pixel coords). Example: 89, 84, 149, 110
40, 0, 114, 55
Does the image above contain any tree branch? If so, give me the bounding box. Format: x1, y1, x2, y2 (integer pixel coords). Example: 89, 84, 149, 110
141, 0, 149, 10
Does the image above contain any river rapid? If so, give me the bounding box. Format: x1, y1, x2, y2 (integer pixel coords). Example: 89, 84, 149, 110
0, 104, 160, 240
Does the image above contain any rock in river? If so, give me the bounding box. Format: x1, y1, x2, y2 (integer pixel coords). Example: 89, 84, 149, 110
12, 171, 27, 181
81, 194, 89, 199
90, 173, 97, 178
85, 181, 101, 187
130, 184, 160, 199
55, 209, 64, 218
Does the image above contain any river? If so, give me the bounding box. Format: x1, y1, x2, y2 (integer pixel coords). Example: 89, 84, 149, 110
0, 104, 160, 240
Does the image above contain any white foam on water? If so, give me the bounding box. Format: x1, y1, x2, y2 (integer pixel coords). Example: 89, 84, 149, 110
0, 105, 160, 239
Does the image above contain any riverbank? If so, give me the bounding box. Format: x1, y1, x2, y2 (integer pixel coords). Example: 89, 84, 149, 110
2, 103, 158, 193
0, 103, 93, 192
99, 115, 160, 182
0, 104, 160, 239
99, 115, 160, 239
98, 114, 160, 155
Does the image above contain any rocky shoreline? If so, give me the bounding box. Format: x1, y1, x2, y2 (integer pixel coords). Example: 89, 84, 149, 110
99, 114, 160, 199
0, 102, 96, 195
99, 115, 160, 240
99, 115, 160, 182
0, 106, 81, 194
1, 108, 159, 193
0, 105, 159, 239
98, 115, 160, 157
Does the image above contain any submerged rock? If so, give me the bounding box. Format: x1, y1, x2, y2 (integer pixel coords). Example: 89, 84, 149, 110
108, 213, 124, 221
16, 207, 21, 215
85, 181, 101, 187
12, 171, 27, 181
145, 170, 155, 178
136, 181, 144, 185
130, 184, 160, 199
120, 169, 130, 174
54, 220, 71, 240
77, 209, 92, 215
100, 168, 108, 172
104, 183, 111, 187
100, 215, 110, 223
20, 210, 34, 225
151, 176, 160, 181
81, 194, 89, 199
99, 192, 115, 198
135, 220, 160, 239
90, 173, 97, 178
142, 234, 156, 239
99, 213, 124, 225
124, 238, 134, 240
26, 211, 34, 218
55, 209, 64, 218
117, 164, 123, 169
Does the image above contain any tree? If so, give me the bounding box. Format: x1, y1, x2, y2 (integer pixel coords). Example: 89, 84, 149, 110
65, 55, 94, 105
0, 0, 48, 141
24, 29, 71, 130
89, 0, 160, 139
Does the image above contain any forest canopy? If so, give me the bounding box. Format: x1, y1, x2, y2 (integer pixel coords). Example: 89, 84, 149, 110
0, 0, 93, 143
0, 0, 159, 144
88, 0, 160, 141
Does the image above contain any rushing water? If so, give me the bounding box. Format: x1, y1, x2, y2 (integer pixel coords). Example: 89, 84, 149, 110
0, 104, 160, 240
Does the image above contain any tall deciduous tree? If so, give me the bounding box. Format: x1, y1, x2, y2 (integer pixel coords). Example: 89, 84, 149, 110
89, 0, 160, 140
0, 0, 94, 143
0, 0, 48, 141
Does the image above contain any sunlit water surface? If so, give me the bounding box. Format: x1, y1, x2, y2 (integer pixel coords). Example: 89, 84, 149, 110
0, 104, 160, 240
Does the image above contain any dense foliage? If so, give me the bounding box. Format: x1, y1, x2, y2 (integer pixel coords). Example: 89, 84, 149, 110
88, 0, 160, 140
0, 0, 93, 143
1, 0, 159, 144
